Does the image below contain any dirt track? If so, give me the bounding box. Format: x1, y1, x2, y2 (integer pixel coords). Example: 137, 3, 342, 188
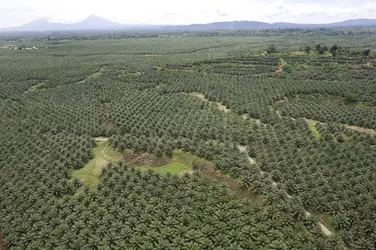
237, 144, 332, 236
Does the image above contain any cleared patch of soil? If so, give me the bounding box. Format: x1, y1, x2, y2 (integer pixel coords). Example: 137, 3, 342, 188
319, 223, 333, 236
190, 92, 206, 100
275, 58, 286, 73
24, 80, 47, 93
88, 72, 102, 79
180, 170, 194, 176
237, 145, 257, 165
345, 125, 376, 136
189, 92, 230, 113
194, 161, 259, 201
237, 145, 257, 164
237, 145, 247, 152
305, 118, 376, 136
76, 70, 103, 84
236, 142, 332, 236
305, 211, 332, 236
276, 97, 288, 103
94, 137, 109, 142
71, 140, 123, 189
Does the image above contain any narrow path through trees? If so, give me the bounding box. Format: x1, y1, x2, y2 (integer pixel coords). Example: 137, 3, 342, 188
191, 91, 335, 236
237, 144, 332, 236
189, 92, 230, 113
94, 137, 109, 142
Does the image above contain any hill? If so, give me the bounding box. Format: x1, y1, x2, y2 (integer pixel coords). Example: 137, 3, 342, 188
2, 16, 376, 32
2, 16, 151, 31
167, 19, 376, 30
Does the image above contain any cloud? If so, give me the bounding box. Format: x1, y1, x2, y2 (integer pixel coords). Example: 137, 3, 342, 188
216, 10, 228, 17
0, 0, 376, 28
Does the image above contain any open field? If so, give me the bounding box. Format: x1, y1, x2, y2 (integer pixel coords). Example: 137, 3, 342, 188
70, 139, 123, 188
1, 29, 376, 249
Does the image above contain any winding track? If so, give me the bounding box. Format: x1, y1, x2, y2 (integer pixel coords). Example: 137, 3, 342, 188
190, 92, 334, 236
94, 137, 109, 142
237, 144, 332, 236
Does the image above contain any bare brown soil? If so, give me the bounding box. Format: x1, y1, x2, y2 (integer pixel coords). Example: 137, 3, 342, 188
194, 160, 261, 202
276, 97, 288, 103
101, 121, 115, 130
345, 125, 376, 136
305, 118, 376, 136
76, 71, 103, 84
189, 92, 230, 113
275, 58, 286, 73
87, 72, 102, 79
180, 170, 194, 176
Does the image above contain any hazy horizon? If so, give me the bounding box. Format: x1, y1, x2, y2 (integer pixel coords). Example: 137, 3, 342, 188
1, 0, 376, 29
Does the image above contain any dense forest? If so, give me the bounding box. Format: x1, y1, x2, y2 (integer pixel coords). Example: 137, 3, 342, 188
1, 29, 376, 249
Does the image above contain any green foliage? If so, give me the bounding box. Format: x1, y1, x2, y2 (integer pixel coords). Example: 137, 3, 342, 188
1, 29, 376, 249
307, 120, 321, 140
344, 92, 358, 104
267, 44, 277, 53
140, 162, 192, 175
362, 49, 371, 56
70, 140, 122, 188
305, 46, 311, 54
315, 44, 321, 52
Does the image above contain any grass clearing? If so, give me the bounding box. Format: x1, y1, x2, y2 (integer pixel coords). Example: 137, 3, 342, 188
140, 162, 192, 175
289, 51, 307, 56
306, 120, 321, 140
276, 58, 286, 73
24, 80, 47, 93
71, 139, 122, 188
135, 149, 205, 175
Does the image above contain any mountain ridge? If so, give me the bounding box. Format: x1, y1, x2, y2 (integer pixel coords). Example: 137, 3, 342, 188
3, 16, 376, 32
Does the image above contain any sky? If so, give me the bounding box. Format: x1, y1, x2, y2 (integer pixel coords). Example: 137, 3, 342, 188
0, 0, 376, 28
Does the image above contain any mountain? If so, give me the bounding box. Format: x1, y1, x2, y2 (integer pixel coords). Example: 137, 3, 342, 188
3, 17, 376, 32
166, 19, 376, 31
2, 16, 150, 32
171, 21, 271, 30
70, 16, 123, 30
12, 18, 67, 31
326, 19, 376, 27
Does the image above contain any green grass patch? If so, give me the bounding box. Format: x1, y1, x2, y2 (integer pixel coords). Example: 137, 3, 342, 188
173, 149, 204, 166
307, 120, 321, 140
24, 80, 47, 93
140, 162, 192, 175
288, 51, 307, 56
71, 139, 122, 188
135, 149, 210, 175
